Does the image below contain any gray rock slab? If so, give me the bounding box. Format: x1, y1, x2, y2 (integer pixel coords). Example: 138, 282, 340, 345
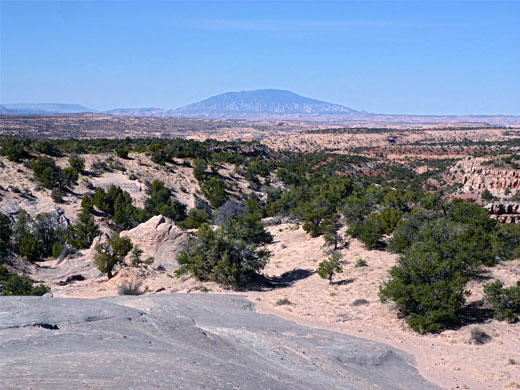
0, 294, 442, 390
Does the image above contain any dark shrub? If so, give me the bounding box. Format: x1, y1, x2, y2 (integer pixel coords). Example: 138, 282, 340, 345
1, 138, 29, 162
379, 241, 471, 333
494, 224, 520, 260
67, 207, 100, 249
144, 179, 186, 221
32, 156, 62, 189
201, 177, 228, 208
0, 212, 12, 261
483, 279, 520, 323
18, 233, 43, 262
115, 147, 129, 159
0, 266, 50, 296
176, 224, 269, 288
177, 208, 210, 229
193, 158, 207, 180
481, 189, 494, 202
68, 153, 85, 172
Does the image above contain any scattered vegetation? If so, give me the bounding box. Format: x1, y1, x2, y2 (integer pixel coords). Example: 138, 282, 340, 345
2, 135, 520, 337
316, 252, 343, 283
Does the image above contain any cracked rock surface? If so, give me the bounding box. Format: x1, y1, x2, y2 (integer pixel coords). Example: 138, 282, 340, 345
0, 294, 441, 390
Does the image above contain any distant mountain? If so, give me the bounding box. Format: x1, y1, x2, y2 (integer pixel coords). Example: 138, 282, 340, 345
169, 89, 358, 119
104, 107, 169, 117
0, 103, 96, 115
3, 92, 519, 126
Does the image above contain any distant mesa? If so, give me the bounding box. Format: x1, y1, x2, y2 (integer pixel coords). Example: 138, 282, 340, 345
104, 107, 169, 117
2, 90, 519, 126
0, 103, 96, 115
0, 89, 358, 119
168, 89, 359, 118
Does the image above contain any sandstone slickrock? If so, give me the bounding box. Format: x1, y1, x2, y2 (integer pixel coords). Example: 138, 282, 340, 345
119, 215, 191, 271
0, 294, 441, 390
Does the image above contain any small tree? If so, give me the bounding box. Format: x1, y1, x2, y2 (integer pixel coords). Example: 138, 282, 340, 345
322, 213, 343, 250
0, 266, 50, 296
178, 208, 209, 229
316, 252, 343, 283
67, 207, 100, 249
301, 197, 331, 238
193, 158, 207, 181
94, 235, 133, 279
129, 245, 153, 267
379, 246, 470, 333
1, 138, 28, 162
144, 179, 186, 221
62, 167, 79, 187
51, 188, 64, 203
33, 213, 67, 258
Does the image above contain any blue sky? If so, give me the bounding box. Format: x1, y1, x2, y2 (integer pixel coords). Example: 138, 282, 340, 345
1, 0, 519, 115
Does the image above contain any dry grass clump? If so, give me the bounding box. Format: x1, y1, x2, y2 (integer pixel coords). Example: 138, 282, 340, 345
470, 327, 491, 345
118, 280, 143, 296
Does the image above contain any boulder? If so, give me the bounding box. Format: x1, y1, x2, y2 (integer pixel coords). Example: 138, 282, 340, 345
119, 215, 191, 271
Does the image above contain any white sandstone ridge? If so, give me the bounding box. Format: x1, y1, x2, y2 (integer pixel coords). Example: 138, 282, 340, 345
119, 215, 191, 271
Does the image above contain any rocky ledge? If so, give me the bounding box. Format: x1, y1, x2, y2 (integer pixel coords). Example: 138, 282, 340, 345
0, 294, 440, 390
486, 203, 520, 224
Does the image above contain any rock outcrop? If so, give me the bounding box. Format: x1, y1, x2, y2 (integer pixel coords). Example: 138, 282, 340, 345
454, 157, 520, 198
119, 215, 191, 271
0, 294, 441, 390
485, 203, 520, 224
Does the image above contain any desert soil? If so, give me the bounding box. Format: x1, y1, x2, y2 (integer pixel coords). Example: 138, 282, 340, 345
34, 223, 520, 390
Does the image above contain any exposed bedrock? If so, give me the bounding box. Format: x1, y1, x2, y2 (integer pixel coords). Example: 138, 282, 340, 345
0, 294, 441, 390
485, 203, 520, 224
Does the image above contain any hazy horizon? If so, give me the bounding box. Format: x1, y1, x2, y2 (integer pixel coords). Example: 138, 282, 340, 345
1, 1, 519, 115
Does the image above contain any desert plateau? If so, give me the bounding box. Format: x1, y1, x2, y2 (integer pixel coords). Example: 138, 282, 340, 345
2, 1, 520, 389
